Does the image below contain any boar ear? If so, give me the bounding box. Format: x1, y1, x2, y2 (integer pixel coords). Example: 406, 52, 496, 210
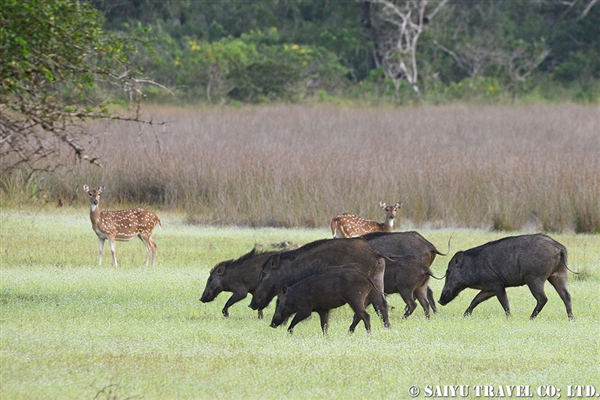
452, 252, 464, 266
215, 263, 226, 275
267, 254, 281, 269
281, 285, 288, 295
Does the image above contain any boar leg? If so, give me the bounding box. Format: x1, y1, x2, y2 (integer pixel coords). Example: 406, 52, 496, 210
222, 292, 248, 318
547, 274, 573, 320
348, 309, 371, 333
414, 285, 431, 319
287, 309, 312, 334
367, 290, 390, 329
316, 310, 330, 334
398, 287, 418, 319
525, 279, 548, 320
348, 296, 370, 333
349, 313, 361, 332
464, 290, 496, 317
493, 286, 511, 317
427, 286, 438, 313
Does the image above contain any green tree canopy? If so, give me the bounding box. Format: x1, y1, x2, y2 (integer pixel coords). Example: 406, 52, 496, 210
0, 0, 142, 175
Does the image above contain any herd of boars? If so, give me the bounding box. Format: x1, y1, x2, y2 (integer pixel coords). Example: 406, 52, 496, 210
201, 231, 575, 334
82, 188, 575, 332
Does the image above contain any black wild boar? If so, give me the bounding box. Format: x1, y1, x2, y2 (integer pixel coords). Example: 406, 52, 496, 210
363, 231, 448, 313
384, 255, 436, 319
249, 238, 390, 328
362, 231, 446, 267
439, 234, 574, 320
270, 264, 383, 334
200, 248, 278, 319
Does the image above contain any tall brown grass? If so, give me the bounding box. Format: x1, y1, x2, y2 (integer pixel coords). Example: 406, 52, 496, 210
5, 104, 599, 232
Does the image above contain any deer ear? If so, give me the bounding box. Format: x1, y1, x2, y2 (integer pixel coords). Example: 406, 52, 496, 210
83, 184, 90, 193
380, 202, 386, 209
98, 186, 105, 193
395, 202, 402, 209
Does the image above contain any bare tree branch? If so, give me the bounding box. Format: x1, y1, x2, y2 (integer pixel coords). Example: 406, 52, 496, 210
360, 0, 449, 103
579, 0, 598, 19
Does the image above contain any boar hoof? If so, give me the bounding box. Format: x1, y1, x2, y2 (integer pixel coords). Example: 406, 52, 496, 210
463, 310, 472, 318
222, 309, 230, 318
258, 310, 264, 319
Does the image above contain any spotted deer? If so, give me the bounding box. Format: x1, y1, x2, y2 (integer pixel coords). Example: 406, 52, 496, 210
331, 202, 401, 238
83, 185, 162, 266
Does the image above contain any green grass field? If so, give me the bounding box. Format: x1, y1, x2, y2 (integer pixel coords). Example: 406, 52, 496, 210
1, 208, 599, 399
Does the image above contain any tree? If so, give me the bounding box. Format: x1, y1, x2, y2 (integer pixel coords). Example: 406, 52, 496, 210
0, 0, 156, 177
360, 0, 449, 103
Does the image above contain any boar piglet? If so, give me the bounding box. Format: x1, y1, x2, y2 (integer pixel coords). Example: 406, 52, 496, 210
201, 248, 279, 319
384, 255, 437, 319
439, 234, 574, 320
270, 264, 383, 334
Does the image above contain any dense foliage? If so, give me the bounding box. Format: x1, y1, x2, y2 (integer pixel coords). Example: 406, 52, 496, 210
0, 0, 140, 175
90, 0, 600, 103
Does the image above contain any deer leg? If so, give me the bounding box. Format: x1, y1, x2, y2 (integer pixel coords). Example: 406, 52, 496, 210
98, 238, 105, 266
109, 238, 118, 266
140, 233, 157, 267
139, 235, 150, 267
150, 238, 157, 266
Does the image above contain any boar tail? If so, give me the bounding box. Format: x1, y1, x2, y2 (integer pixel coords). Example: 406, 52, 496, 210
364, 274, 386, 296
427, 272, 445, 280
560, 250, 579, 275
434, 233, 454, 257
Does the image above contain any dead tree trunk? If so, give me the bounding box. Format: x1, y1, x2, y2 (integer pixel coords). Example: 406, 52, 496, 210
360, 0, 449, 104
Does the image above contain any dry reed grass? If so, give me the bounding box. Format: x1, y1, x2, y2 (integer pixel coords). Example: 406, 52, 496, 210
17, 104, 600, 232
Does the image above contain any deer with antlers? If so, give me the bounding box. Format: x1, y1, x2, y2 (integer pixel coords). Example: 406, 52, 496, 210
83, 185, 162, 266
331, 202, 402, 238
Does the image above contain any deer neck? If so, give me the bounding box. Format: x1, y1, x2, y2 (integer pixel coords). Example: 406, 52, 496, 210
89, 203, 102, 228
382, 218, 395, 232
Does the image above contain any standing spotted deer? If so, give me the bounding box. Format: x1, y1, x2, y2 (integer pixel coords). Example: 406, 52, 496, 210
331, 202, 401, 238
83, 185, 162, 266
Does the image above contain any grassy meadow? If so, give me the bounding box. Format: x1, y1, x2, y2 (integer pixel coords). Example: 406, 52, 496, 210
1, 209, 599, 399
1, 105, 599, 398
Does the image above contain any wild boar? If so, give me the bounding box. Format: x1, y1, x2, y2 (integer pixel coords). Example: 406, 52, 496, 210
362, 231, 446, 267
200, 248, 279, 319
439, 234, 574, 320
384, 255, 437, 319
249, 237, 390, 328
363, 231, 448, 313
270, 264, 383, 334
